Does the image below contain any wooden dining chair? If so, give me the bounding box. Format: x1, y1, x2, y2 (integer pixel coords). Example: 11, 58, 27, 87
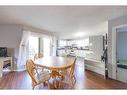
59, 57, 76, 88
34, 53, 43, 61
26, 59, 51, 89
69, 58, 76, 85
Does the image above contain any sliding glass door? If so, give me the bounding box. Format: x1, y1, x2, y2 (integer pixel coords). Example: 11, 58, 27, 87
28, 35, 52, 60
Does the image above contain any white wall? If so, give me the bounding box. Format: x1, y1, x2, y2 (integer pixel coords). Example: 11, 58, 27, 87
0, 24, 22, 57
87, 35, 103, 61
23, 25, 53, 36
57, 21, 108, 39
0, 24, 55, 70
0, 24, 23, 69
85, 35, 105, 76
108, 15, 127, 79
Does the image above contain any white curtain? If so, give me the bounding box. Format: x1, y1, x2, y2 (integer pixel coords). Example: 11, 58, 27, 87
17, 31, 31, 69
51, 36, 57, 56
49, 36, 53, 56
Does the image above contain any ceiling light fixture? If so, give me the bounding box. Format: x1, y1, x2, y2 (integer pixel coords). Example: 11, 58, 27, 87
75, 32, 86, 37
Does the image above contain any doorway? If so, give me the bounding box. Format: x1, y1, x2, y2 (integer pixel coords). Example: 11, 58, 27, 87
116, 26, 127, 83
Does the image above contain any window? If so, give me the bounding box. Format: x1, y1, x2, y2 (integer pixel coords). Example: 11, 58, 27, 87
28, 36, 39, 59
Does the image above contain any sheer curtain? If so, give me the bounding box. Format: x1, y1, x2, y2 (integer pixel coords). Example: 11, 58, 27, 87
51, 36, 57, 56
17, 31, 31, 69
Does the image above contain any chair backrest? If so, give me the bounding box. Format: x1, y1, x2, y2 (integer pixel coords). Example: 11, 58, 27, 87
34, 53, 43, 61
26, 59, 37, 84
70, 58, 76, 77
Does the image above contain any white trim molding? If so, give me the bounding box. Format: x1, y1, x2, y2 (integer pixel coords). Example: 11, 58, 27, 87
111, 24, 127, 79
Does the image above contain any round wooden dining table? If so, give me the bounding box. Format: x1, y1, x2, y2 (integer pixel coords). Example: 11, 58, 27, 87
34, 56, 75, 88
34, 56, 75, 71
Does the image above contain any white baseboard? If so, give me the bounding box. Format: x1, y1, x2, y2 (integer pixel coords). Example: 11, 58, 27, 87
13, 68, 26, 71
85, 64, 105, 76
3, 68, 26, 72
16, 65, 26, 71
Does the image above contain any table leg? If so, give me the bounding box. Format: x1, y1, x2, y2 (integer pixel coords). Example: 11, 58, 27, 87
10, 58, 13, 71
0, 61, 3, 77
50, 70, 63, 89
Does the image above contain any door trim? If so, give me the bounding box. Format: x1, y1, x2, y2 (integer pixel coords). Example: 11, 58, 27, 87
111, 24, 127, 79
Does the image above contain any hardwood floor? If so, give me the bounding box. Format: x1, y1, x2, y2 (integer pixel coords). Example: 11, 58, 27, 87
0, 58, 127, 89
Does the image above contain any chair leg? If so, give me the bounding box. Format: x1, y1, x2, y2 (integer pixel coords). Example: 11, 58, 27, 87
53, 80, 57, 88
43, 81, 46, 86
71, 76, 76, 88
32, 85, 35, 90
73, 76, 76, 84
47, 80, 51, 89
32, 83, 36, 90
58, 81, 61, 89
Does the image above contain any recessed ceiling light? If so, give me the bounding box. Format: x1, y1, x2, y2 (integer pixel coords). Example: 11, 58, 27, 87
75, 32, 86, 37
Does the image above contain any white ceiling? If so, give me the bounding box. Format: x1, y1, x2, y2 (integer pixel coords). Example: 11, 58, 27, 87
0, 6, 127, 39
